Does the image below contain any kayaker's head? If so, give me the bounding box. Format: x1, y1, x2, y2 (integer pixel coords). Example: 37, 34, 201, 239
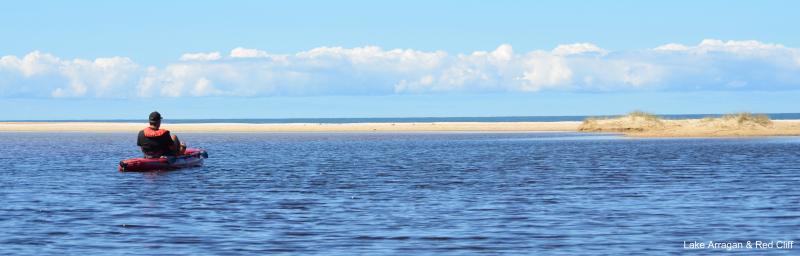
148, 111, 162, 128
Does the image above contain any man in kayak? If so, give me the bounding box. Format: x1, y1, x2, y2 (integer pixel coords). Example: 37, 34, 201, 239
137, 111, 186, 158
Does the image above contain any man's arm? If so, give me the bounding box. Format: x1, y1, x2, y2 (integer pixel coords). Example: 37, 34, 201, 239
136, 130, 144, 146
136, 130, 146, 153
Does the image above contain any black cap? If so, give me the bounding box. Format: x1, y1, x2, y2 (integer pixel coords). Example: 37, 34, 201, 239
149, 111, 163, 121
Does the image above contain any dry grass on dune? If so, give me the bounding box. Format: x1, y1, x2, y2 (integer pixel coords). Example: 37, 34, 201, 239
578, 111, 792, 137
720, 113, 772, 127
578, 111, 665, 132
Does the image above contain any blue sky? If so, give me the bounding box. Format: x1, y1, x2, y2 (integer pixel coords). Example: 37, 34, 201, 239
1, 0, 800, 119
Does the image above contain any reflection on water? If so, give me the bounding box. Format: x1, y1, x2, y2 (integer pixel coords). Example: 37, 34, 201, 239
0, 132, 799, 255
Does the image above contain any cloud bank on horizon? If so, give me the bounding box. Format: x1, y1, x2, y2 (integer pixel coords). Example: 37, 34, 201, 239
1, 39, 799, 98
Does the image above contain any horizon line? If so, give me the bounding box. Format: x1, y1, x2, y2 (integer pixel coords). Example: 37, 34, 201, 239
4, 112, 800, 123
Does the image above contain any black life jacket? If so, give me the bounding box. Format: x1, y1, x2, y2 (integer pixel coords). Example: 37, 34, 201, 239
137, 127, 173, 157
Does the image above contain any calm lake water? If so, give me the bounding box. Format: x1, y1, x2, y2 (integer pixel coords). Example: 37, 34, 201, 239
1, 132, 798, 255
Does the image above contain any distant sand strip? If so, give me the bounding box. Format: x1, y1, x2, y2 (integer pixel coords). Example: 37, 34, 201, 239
0, 122, 581, 133
5, 115, 800, 137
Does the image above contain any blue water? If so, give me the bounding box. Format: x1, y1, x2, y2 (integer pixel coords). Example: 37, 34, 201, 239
1, 132, 799, 255
6, 113, 800, 123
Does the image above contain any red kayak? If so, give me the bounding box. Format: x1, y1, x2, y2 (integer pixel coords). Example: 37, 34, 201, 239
119, 148, 208, 172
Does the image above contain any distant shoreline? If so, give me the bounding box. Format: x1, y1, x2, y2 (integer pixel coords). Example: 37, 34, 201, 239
3, 119, 800, 137
0, 121, 582, 133
3, 113, 800, 124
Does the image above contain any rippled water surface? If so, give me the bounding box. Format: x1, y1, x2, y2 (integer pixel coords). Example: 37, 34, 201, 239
1, 132, 799, 255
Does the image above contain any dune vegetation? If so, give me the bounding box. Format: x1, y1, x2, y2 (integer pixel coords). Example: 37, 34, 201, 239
579, 111, 800, 137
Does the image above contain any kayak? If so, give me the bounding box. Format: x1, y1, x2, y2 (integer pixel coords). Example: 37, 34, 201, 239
119, 148, 208, 172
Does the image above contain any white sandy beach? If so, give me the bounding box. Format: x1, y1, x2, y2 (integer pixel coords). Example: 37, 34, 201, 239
0, 121, 582, 133
3, 118, 800, 137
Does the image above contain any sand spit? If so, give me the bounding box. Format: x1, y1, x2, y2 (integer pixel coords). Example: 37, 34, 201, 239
0, 121, 581, 133
3, 114, 799, 137
579, 112, 800, 137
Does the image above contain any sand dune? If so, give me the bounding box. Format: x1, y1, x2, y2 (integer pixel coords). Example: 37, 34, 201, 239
579, 112, 800, 137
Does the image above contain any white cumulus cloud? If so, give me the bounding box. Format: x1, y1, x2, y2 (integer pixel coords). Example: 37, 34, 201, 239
654, 43, 690, 51
0, 52, 140, 97
55, 57, 139, 97
230, 47, 270, 58
518, 53, 573, 91
1, 39, 799, 98
180, 52, 222, 61
552, 43, 607, 56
